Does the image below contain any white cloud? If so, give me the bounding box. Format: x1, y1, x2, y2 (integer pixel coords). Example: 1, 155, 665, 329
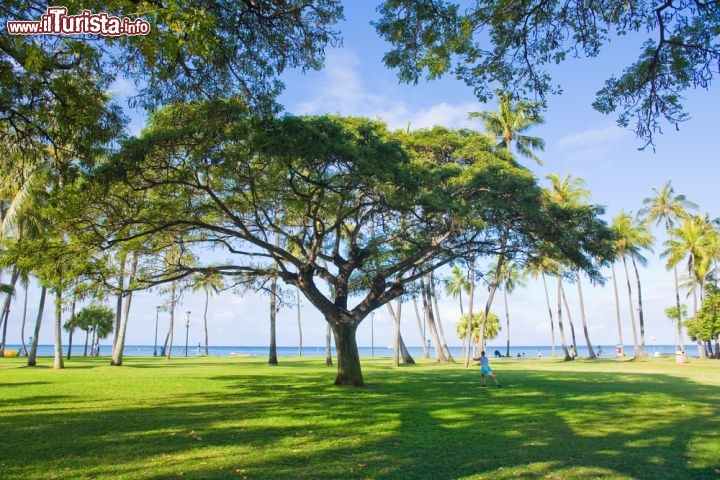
290, 50, 480, 131
557, 125, 629, 149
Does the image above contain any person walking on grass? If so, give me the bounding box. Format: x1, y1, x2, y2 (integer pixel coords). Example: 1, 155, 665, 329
475, 351, 501, 387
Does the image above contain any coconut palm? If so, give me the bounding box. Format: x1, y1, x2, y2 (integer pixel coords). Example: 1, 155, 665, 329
547, 173, 594, 358
664, 215, 718, 357
445, 265, 470, 318
469, 90, 545, 164
612, 212, 653, 358
456, 311, 501, 353
640, 181, 697, 353
488, 261, 526, 357
526, 254, 558, 357
192, 270, 225, 356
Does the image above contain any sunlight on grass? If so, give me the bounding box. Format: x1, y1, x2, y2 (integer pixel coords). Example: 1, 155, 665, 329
0, 356, 718, 479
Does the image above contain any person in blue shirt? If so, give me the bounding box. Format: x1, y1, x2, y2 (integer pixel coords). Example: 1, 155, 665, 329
475, 351, 501, 387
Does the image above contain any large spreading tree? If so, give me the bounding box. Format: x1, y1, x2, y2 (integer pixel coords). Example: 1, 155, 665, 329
67, 99, 614, 386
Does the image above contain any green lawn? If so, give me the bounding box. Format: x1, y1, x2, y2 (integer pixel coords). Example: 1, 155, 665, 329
0, 355, 718, 480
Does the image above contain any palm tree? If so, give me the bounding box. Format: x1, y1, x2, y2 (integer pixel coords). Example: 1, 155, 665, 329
192, 271, 225, 356
526, 255, 558, 357
640, 181, 697, 353
445, 265, 470, 318
547, 173, 594, 358
612, 212, 646, 358
664, 215, 717, 358
469, 90, 545, 164
456, 311, 501, 355
489, 261, 525, 357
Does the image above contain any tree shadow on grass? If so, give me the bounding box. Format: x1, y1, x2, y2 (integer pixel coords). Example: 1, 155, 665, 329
0, 361, 717, 479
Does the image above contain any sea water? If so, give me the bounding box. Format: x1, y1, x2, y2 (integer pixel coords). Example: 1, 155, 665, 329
4, 344, 693, 359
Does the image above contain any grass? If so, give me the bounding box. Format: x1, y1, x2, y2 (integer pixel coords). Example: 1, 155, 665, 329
0, 355, 718, 480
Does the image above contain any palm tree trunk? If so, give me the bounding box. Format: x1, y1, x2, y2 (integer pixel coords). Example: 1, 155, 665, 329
113, 254, 126, 353
672, 265, 685, 353
464, 258, 475, 366
0, 266, 20, 356
203, 290, 210, 356
166, 280, 176, 359
421, 276, 446, 361
387, 299, 401, 367
268, 233, 279, 365
556, 277, 571, 361
412, 295, 429, 360
630, 255, 647, 358
20, 277, 29, 356
53, 287, 64, 369
541, 273, 556, 357
66, 292, 77, 359
28, 286, 46, 367
480, 256, 504, 353
575, 271, 596, 359
112, 253, 138, 366
325, 323, 333, 367
560, 283, 577, 351
83, 329, 90, 357
611, 263, 624, 351
429, 274, 454, 362
622, 256, 642, 358
504, 288, 510, 357
268, 274, 278, 365
399, 331, 415, 364
296, 285, 302, 357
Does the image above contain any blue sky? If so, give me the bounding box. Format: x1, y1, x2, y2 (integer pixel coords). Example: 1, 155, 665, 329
9, 1, 718, 353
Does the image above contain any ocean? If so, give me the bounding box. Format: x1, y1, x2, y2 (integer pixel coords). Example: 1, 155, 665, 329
3, 343, 695, 359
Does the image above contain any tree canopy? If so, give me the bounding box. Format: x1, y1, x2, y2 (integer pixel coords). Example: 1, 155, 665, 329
374, 0, 720, 147
62, 100, 614, 385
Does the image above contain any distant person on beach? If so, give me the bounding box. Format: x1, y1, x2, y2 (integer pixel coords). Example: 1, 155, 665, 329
494, 349, 502, 358
474, 351, 501, 388
597, 345, 603, 357
537, 349, 542, 358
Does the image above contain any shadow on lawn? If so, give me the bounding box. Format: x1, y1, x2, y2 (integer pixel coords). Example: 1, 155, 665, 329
0, 360, 717, 479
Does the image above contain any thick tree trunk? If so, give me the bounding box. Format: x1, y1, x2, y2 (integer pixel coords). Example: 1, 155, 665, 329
611, 264, 624, 351
331, 321, 364, 386
541, 273, 556, 357
28, 286, 46, 367
575, 271, 596, 359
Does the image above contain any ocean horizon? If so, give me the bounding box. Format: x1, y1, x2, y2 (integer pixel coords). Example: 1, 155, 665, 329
4, 343, 699, 359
